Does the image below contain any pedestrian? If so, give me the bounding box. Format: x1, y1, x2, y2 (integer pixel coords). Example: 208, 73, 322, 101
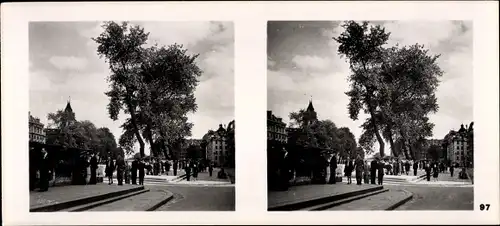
433, 162, 439, 182
344, 158, 353, 184
29, 147, 38, 191
173, 160, 178, 176
138, 159, 145, 185
392, 160, 398, 176
186, 161, 192, 181
116, 155, 125, 185
209, 163, 213, 177
131, 158, 138, 184
89, 153, 98, 184
105, 156, 115, 185
166, 161, 171, 176
125, 162, 131, 184
413, 160, 418, 176
328, 153, 338, 184
377, 160, 385, 185
450, 163, 454, 177
370, 158, 378, 184
405, 160, 410, 176
192, 162, 199, 181
363, 160, 370, 184
354, 154, 364, 185
38, 148, 50, 192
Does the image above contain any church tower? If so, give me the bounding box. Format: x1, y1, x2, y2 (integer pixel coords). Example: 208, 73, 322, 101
303, 99, 318, 126
62, 99, 76, 127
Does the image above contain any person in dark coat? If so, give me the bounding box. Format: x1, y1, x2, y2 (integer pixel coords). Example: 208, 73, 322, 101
354, 154, 364, 185
186, 161, 192, 181
38, 148, 50, 192
328, 153, 338, 184
105, 156, 115, 185
377, 160, 385, 185
425, 162, 432, 181
413, 160, 418, 176
29, 147, 38, 191
344, 158, 353, 184
116, 155, 125, 185
131, 159, 138, 184
370, 159, 378, 184
405, 161, 411, 175
432, 162, 439, 181
192, 162, 199, 181
138, 159, 145, 185
208, 163, 213, 177
173, 160, 178, 176
89, 153, 98, 184
450, 163, 455, 177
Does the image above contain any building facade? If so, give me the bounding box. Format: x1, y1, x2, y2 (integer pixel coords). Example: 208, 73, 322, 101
443, 124, 471, 166
29, 112, 46, 143
267, 110, 287, 144
206, 124, 229, 167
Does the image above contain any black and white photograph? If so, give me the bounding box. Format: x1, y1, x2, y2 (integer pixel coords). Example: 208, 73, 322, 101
28, 21, 235, 211
267, 21, 474, 211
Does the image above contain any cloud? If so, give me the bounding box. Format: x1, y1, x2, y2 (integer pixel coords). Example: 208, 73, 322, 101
291, 55, 331, 71
48, 56, 88, 71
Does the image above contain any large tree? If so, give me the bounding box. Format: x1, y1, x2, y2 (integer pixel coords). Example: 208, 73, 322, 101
334, 21, 390, 157
93, 21, 149, 157
335, 21, 442, 158
93, 22, 201, 158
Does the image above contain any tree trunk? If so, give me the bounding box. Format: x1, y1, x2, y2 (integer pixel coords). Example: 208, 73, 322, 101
145, 123, 156, 157
387, 126, 397, 157
368, 107, 385, 157
125, 100, 145, 158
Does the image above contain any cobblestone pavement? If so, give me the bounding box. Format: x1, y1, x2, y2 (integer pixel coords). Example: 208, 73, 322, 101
154, 185, 235, 211
390, 185, 474, 210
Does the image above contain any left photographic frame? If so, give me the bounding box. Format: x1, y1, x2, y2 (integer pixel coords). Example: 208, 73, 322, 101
28, 21, 235, 212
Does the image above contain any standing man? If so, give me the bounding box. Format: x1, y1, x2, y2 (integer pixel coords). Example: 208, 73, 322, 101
116, 155, 125, 185
405, 160, 410, 176
131, 158, 138, 185
413, 160, 418, 176
89, 153, 98, 184
105, 156, 115, 185
186, 161, 192, 181
209, 162, 214, 177
29, 147, 38, 191
370, 158, 378, 184
138, 159, 145, 185
39, 148, 50, 192
173, 160, 178, 176
354, 154, 364, 185
450, 163, 455, 177
377, 159, 385, 185
328, 152, 338, 184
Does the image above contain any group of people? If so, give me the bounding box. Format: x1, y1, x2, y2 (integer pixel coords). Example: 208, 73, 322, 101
330, 153, 386, 186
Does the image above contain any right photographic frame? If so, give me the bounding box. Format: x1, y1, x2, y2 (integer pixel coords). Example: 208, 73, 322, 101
267, 21, 474, 211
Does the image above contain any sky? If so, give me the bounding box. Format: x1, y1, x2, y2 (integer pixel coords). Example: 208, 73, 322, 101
29, 21, 234, 155
267, 21, 473, 154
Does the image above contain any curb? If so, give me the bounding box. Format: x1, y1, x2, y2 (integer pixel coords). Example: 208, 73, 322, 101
269, 185, 384, 211
385, 189, 413, 210
30, 186, 145, 212
146, 190, 175, 211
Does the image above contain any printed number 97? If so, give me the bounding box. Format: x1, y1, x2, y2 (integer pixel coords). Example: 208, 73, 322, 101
479, 204, 490, 211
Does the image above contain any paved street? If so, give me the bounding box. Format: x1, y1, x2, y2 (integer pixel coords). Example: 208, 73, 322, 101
391, 185, 474, 210
154, 184, 235, 211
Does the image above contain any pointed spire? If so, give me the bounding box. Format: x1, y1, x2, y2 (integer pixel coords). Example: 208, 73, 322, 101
64, 98, 73, 113
307, 99, 315, 112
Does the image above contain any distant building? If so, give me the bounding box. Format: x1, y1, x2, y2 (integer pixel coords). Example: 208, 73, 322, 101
206, 124, 230, 167
443, 124, 471, 166
267, 110, 287, 144
29, 112, 46, 143
44, 100, 76, 145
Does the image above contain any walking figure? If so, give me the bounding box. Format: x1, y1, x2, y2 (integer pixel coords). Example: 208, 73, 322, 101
344, 158, 353, 184
105, 156, 115, 185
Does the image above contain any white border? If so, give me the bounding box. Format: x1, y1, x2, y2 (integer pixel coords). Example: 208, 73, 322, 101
2, 1, 499, 225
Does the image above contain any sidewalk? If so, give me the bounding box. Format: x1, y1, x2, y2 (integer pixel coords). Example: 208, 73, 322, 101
30, 183, 142, 209
268, 184, 380, 209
